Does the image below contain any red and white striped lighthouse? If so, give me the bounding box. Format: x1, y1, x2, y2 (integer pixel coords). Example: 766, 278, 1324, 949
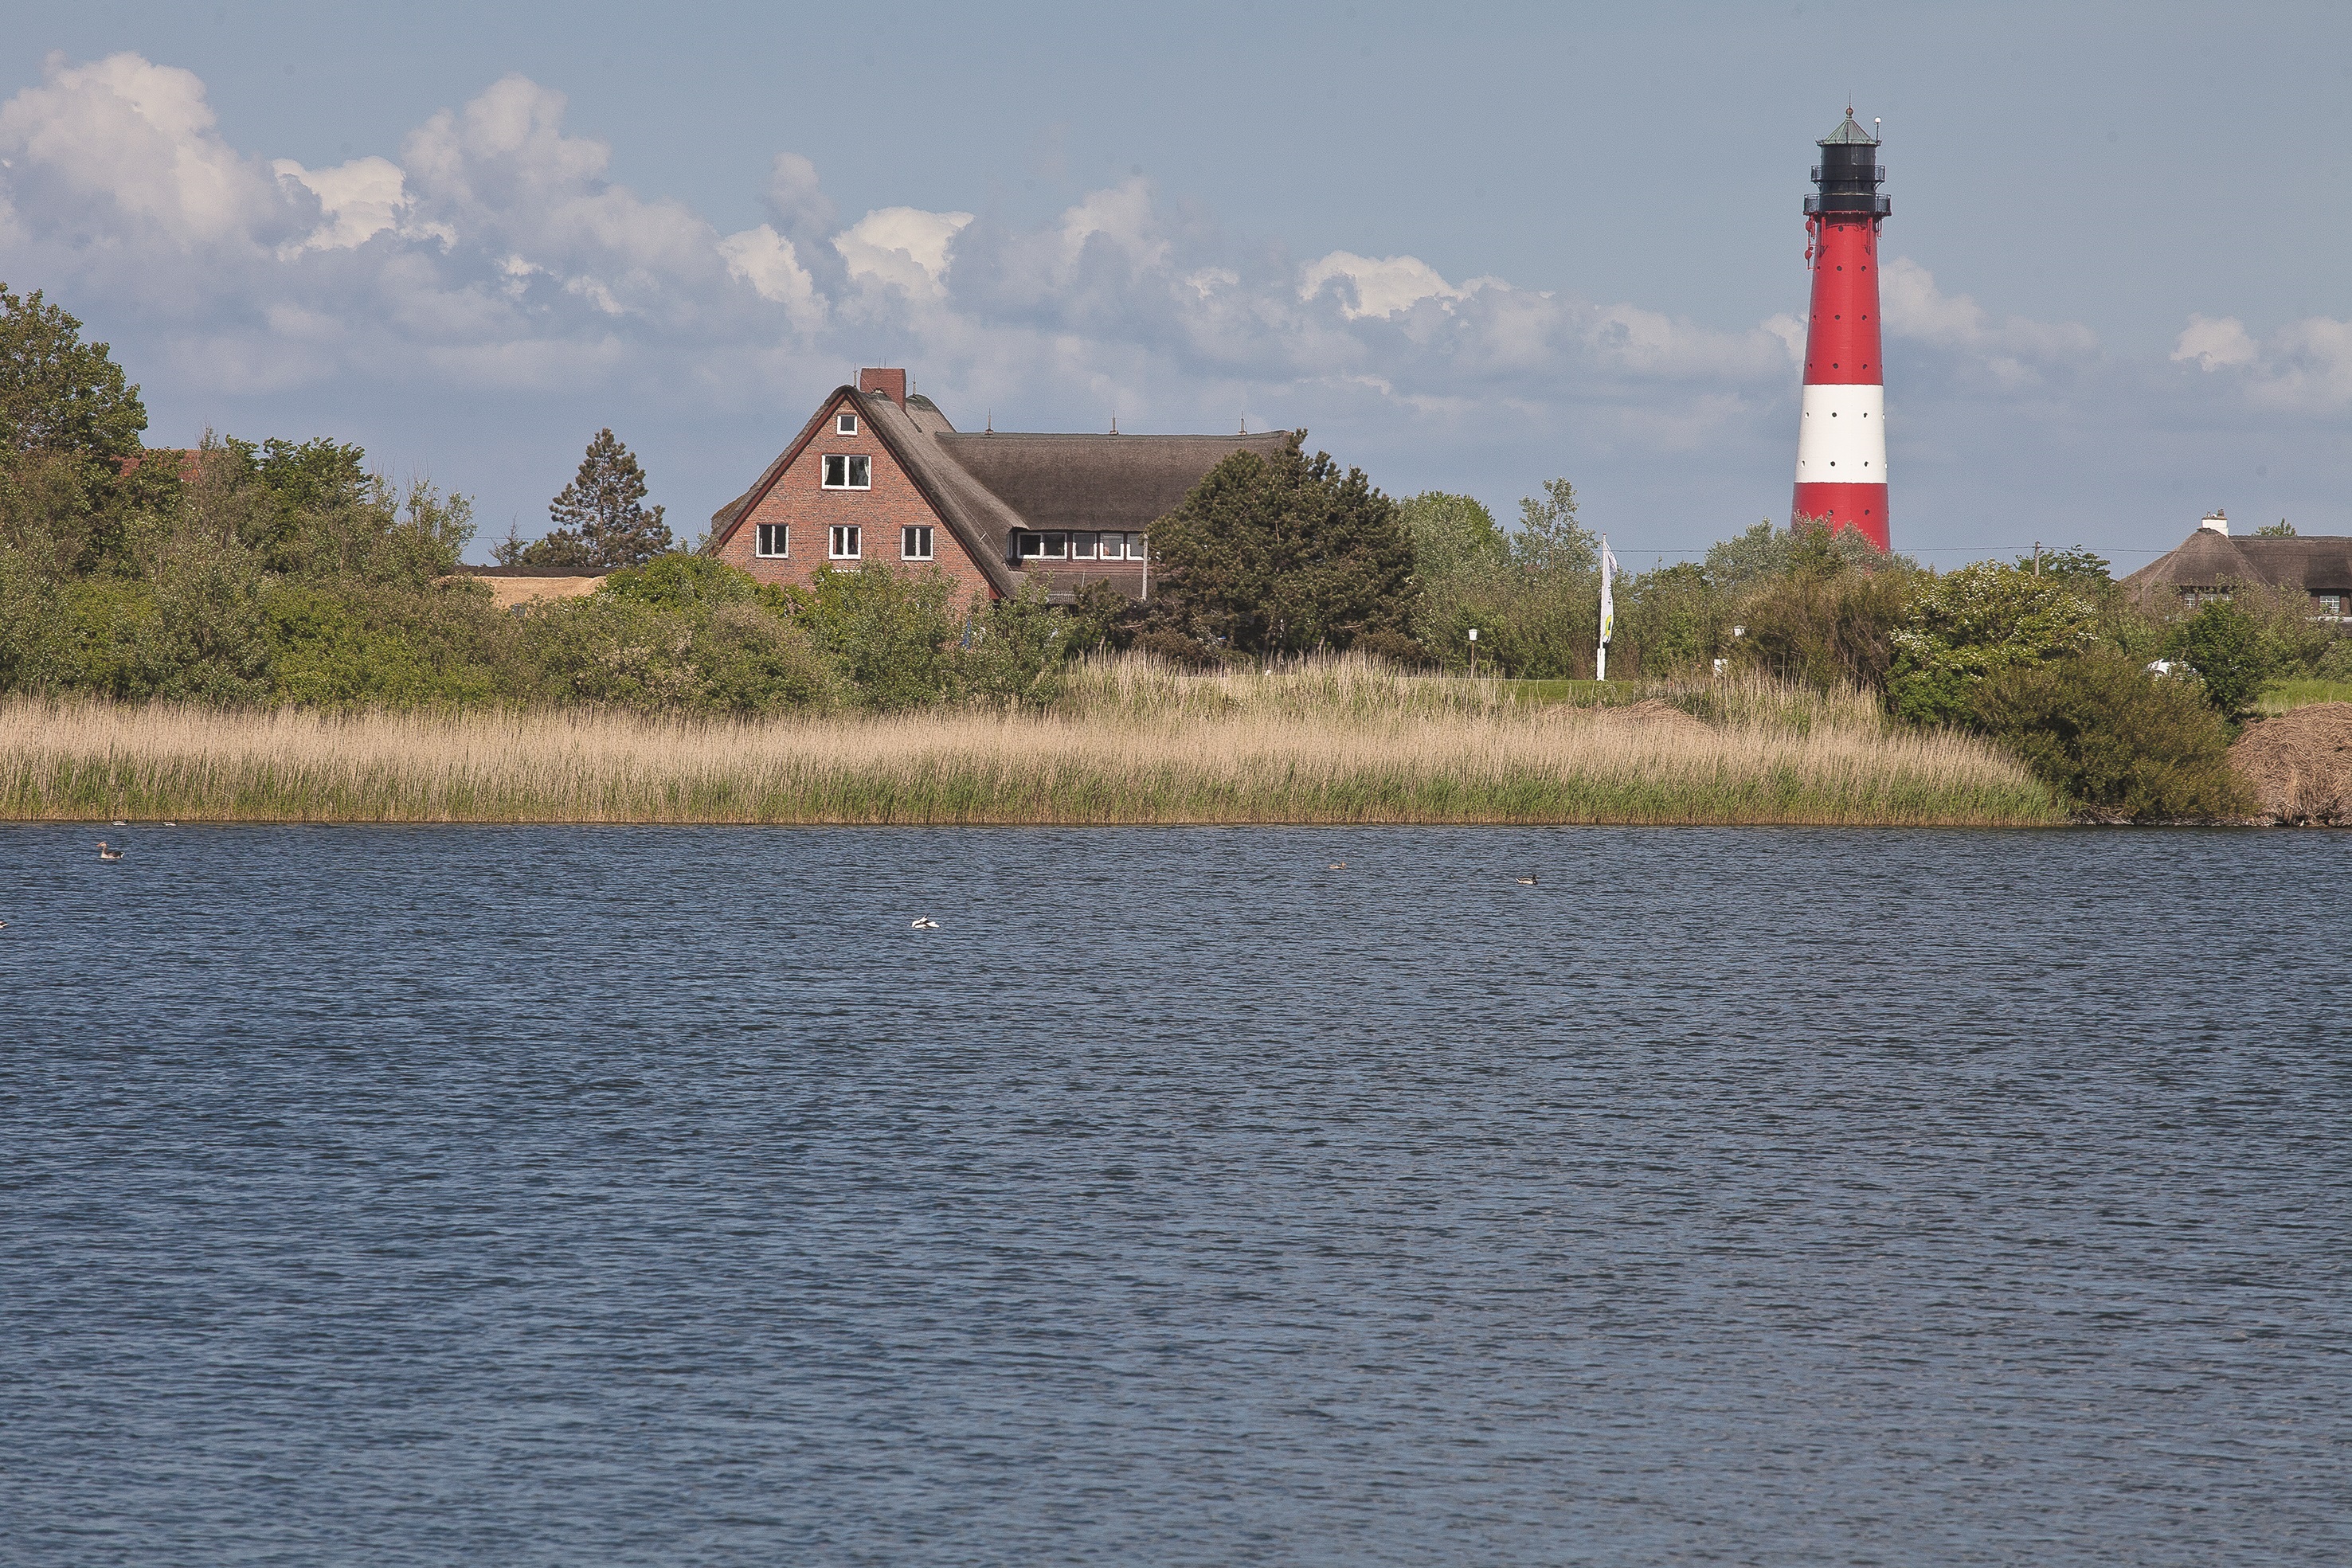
1793, 109, 1890, 549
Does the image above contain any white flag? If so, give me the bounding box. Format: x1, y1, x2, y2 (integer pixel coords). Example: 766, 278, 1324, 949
1599, 535, 1618, 646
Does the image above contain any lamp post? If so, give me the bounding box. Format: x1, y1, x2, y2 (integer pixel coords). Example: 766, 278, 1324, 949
1467, 627, 1478, 679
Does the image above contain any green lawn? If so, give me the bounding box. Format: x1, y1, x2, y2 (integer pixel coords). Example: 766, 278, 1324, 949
2257, 679, 2352, 714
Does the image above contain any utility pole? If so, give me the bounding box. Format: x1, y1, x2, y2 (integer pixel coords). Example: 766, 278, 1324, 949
2033, 542, 2042, 577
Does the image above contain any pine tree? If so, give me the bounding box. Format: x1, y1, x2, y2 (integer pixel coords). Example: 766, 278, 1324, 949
526, 428, 671, 569
1148, 435, 1414, 656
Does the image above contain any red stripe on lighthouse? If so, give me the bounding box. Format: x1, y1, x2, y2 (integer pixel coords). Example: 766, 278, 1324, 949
1792, 115, 1890, 551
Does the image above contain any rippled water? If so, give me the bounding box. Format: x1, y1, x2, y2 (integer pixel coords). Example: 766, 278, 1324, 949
4, 823, 2348, 1565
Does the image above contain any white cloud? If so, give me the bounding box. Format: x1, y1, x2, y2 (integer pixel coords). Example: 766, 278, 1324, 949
1056, 178, 1169, 275
718, 223, 822, 326
1301, 251, 1464, 319
1880, 256, 2096, 383
2175, 311, 2352, 412
0, 51, 300, 250
761, 151, 834, 236
2171, 313, 2257, 370
834, 205, 973, 297
272, 154, 453, 253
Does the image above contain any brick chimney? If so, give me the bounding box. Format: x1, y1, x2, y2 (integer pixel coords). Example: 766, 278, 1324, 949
858, 368, 906, 408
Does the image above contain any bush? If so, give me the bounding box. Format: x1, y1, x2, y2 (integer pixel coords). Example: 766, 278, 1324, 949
1886, 561, 2095, 725
2168, 600, 2274, 718
522, 585, 832, 715
264, 579, 523, 707
1740, 565, 1915, 695
1970, 648, 2252, 820
789, 562, 959, 711
961, 578, 1071, 706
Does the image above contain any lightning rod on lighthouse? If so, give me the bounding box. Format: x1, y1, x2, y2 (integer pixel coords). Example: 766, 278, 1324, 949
1793, 109, 1890, 549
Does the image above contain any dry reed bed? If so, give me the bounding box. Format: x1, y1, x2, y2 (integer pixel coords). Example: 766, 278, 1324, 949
0, 676, 2062, 827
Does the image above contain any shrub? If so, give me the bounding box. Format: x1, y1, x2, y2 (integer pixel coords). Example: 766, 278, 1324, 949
961, 578, 1071, 706
2168, 600, 2274, 718
264, 579, 523, 707
1886, 561, 2095, 725
789, 562, 958, 710
523, 588, 830, 715
1970, 648, 2252, 820
1739, 565, 1915, 695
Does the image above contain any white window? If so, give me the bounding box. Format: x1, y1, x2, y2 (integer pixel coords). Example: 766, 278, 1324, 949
1018, 532, 1043, 559
830, 525, 861, 560
822, 453, 871, 489
1069, 531, 1096, 560
836, 412, 858, 436
902, 526, 933, 561
756, 523, 789, 558
1041, 531, 1066, 559
1098, 532, 1126, 561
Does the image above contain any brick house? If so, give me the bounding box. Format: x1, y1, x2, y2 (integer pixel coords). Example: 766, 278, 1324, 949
2122, 511, 2352, 619
704, 369, 1294, 601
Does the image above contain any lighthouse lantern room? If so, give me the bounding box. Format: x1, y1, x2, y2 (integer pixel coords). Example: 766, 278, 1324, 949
1793, 110, 1891, 549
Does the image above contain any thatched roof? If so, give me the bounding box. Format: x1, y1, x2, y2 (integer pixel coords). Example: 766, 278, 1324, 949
706, 384, 1299, 594
937, 432, 1295, 532
2121, 528, 2352, 599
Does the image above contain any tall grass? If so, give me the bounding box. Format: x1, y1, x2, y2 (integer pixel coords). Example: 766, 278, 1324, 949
0, 656, 2063, 827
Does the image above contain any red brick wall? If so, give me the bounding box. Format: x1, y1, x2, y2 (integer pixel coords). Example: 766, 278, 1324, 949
713, 392, 998, 602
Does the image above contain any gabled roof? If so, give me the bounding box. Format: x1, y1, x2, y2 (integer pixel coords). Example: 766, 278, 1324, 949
2121, 527, 2352, 597
704, 385, 1019, 598
1820, 115, 1878, 147
708, 388, 1300, 593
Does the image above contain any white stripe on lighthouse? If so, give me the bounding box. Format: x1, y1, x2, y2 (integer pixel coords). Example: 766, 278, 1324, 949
1793, 382, 1887, 483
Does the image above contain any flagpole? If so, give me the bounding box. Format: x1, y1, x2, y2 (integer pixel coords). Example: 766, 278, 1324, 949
1596, 534, 1616, 683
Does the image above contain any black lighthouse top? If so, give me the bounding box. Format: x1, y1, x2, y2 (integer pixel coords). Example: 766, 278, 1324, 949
1806, 111, 1889, 217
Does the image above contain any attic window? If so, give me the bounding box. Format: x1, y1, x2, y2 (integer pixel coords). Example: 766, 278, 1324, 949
756, 523, 789, 558
836, 412, 858, 436
822, 454, 871, 489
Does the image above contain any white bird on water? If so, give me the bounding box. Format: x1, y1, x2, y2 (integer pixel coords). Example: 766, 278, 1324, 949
910, 917, 940, 929
1515, 874, 1538, 886
97, 840, 124, 861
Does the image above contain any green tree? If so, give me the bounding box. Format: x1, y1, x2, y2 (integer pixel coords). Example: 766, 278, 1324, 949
1618, 561, 1725, 677
1512, 477, 1597, 574
961, 577, 1073, 706
517, 428, 671, 569
1886, 562, 2096, 726
0, 283, 147, 460
2169, 599, 2273, 718
2255, 520, 2297, 538
1149, 434, 1413, 657
2013, 545, 2112, 585
789, 561, 959, 710
1399, 491, 1505, 582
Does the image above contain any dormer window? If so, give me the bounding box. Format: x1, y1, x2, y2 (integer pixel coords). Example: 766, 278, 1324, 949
836, 412, 858, 436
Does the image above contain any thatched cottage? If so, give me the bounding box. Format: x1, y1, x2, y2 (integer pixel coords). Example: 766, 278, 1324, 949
2122, 511, 2352, 617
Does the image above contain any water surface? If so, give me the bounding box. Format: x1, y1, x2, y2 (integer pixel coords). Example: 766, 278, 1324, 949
4, 825, 2347, 1565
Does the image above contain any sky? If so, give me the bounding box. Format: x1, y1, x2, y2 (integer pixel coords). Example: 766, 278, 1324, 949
2, 0, 2346, 568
